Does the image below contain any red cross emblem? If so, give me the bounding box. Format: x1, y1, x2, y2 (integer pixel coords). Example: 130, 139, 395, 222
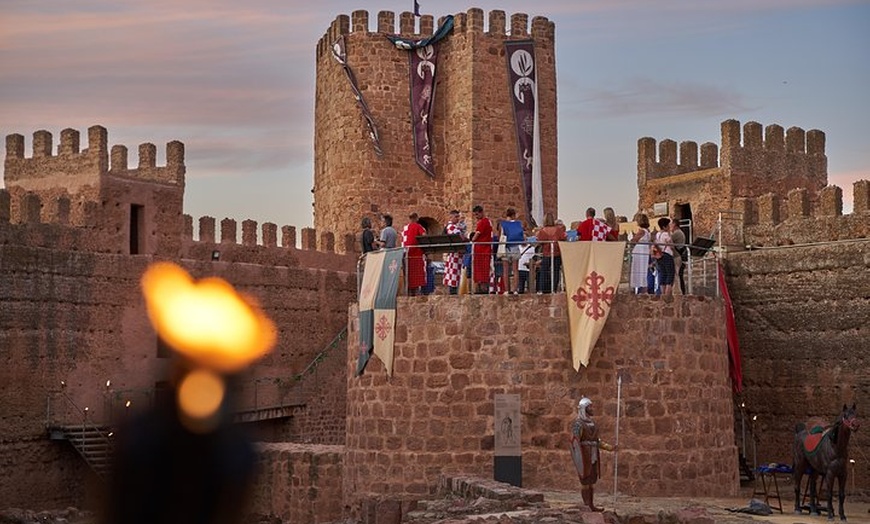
389, 258, 399, 274
375, 314, 392, 341
571, 271, 615, 321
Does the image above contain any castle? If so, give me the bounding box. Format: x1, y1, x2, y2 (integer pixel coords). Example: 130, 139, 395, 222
1, 6, 868, 523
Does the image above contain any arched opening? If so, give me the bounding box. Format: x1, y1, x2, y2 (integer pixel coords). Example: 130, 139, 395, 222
418, 216, 443, 235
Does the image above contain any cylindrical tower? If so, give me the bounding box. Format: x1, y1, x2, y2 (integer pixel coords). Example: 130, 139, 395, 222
313, 8, 558, 250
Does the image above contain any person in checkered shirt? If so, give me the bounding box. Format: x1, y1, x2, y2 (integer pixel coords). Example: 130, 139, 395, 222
576, 207, 613, 241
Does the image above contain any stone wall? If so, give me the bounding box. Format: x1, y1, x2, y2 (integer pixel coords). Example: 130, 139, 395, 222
343, 293, 738, 513
724, 241, 870, 495
0, 242, 356, 508
313, 9, 558, 247
737, 180, 870, 246
249, 443, 345, 523
638, 119, 830, 247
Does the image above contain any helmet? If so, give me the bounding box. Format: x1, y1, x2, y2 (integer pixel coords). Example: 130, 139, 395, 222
577, 397, 592, 420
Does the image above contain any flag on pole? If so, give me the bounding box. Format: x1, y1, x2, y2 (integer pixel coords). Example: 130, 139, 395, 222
356, 251, 385, 376
560, 241, 625, 370
414, 0, 421, 17
373, 248, 404, 375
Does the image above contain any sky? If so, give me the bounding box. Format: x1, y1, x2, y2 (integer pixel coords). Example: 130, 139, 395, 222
1, 0, 868, 234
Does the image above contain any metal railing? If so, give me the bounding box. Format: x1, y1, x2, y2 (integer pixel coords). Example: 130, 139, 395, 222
46, 327, 350, 429
357, 239, 720, 297
45, 382, 114, 475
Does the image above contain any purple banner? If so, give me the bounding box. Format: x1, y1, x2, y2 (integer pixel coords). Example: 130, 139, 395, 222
505, 40, 538, 225
409, 44, 437, 177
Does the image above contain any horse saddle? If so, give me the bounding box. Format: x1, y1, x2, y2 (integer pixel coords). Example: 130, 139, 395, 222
802, 425, 827, 454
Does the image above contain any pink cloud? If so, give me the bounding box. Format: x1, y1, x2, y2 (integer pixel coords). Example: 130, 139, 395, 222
828, 170, 869, 213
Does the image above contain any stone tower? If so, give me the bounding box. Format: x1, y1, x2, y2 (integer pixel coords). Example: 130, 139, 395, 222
637, 119, 827, 245
313, 8, 557, 249
4, 126, 186, 256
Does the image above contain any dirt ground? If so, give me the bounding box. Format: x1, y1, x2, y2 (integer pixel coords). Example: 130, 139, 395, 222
543, 484, 870, 524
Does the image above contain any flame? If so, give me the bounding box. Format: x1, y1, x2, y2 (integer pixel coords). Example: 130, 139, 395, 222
141, 262, 276, 373
177, 369, 225, 432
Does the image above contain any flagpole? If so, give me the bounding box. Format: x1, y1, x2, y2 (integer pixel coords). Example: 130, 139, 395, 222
614, 372, 622, 502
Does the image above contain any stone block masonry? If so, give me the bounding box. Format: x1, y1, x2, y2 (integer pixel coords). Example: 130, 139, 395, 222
0, 243, 356, 508
737, 179, 869, 246
249, 443, 345, 523
344, 292, 738, 514
724, 241, 869, 495
638, 119, 830, 248
313, 8, 558, 249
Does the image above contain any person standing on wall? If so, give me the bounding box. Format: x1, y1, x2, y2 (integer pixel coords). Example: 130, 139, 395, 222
569, 397, 617, 512
374, 214, 397, 249
629, 213, 651, 294
517, 240, 535, 294
443, 210, 464, 295
576, 207, 612, 242
669, 218, 687, 294
653, 217, 675, 296
402, 213, 427, 296
498, 208, 525, 294
360, 216, 376, 254
602, 207, 620, 241
469, 205, 493, 294
535, 212, 566, 293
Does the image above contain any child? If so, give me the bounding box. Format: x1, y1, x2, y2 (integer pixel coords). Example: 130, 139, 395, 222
517, 243, 534, 294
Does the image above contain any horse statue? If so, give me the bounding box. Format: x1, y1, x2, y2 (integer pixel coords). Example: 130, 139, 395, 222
793, 403, 860, 521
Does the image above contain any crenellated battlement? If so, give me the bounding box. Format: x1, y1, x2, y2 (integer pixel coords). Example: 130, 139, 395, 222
638, 119, 826, 184
180, 214, 358, 270
4, 125, 185, 191
0, 188, 121, 254
315, 8, 554, 59
0, 187, 356, 271
735, 179, 869, 245
107, 140, 185, 186
637, 137, 720, 181
3, 126, 359, 268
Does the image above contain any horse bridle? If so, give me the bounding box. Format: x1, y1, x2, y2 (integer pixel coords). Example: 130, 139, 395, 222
842, 415, 860, 431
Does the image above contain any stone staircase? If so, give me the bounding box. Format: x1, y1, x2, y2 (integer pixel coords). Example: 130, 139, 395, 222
49, 424, 114, 477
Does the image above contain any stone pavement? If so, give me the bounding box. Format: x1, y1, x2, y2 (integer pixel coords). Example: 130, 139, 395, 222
389, 476, 870, 524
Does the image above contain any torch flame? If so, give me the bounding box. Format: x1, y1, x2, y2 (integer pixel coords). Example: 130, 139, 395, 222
141, 262, 276, 373
177, 369, 226, 432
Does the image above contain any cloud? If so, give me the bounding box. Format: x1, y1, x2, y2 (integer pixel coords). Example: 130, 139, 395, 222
566, 78, 753, 119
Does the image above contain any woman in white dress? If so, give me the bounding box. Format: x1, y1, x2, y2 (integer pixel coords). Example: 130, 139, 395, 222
629, 213, 651, 294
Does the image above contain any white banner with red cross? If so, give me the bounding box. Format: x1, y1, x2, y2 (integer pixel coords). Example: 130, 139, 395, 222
560, 241, 626, 370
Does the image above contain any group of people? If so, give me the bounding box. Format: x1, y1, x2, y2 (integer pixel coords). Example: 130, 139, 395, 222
628, 214, 688, 296
360, 205, 688, 297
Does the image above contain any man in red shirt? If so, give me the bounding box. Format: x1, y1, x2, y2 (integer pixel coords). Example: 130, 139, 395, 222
576, 207, 612, 242
402, 212, 427, 295
469, 205, 493, 294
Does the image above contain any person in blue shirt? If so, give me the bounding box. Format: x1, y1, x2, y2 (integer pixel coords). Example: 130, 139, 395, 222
498, 208, 525, 294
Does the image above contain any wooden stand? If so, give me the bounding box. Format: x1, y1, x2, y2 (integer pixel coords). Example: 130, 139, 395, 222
752, 470, 787, 513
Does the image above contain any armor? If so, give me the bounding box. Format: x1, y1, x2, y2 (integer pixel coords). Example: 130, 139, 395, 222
569, 397, 613, 512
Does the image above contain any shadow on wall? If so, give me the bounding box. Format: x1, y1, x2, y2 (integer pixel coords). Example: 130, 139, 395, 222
419, 216, 442, 235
